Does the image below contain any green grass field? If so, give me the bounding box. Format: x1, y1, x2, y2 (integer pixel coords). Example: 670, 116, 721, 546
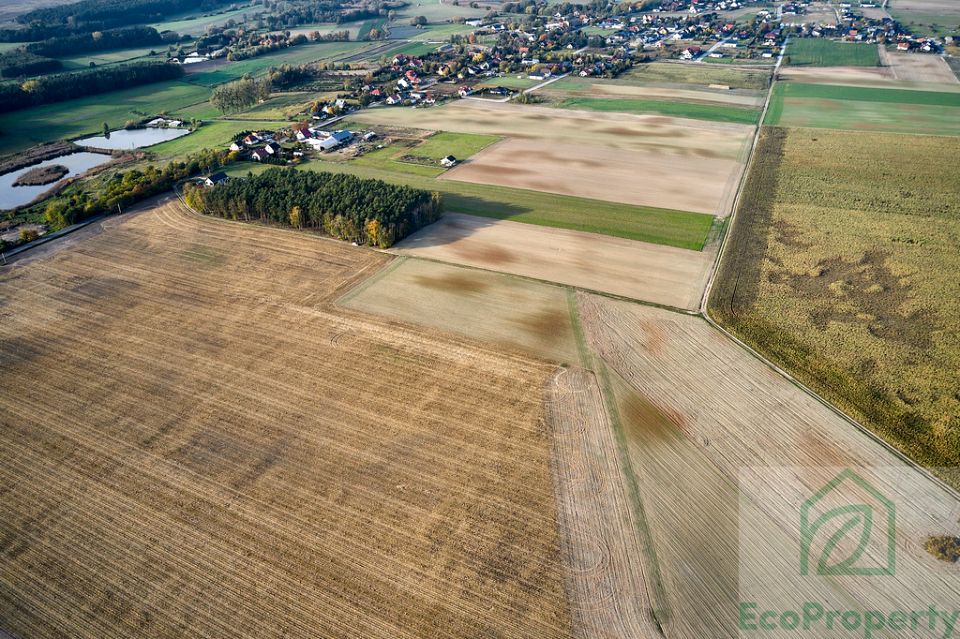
618, 62, 772, 90
60, 46, 164, 71
889, 11, 960, 37
0, 80, 211, 154
224, 160, 715, 249
412, 131, 499, 159
377, 41, 438, 58
703, 55, 774, 66
150, 5, 255, 36
226, 92, 317, 120
352, 132, 501, 178
557, 97, 761, 124
766, 82, 960, 135
182, 41, 373, 86
785, 39, 880, 66
710, 126, 960, 485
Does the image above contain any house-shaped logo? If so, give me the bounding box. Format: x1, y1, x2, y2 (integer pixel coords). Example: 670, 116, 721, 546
800, 469, 896, 577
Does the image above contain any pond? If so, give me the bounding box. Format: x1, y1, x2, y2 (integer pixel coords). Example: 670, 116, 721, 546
0, 152, 112, 210
75, 127, 191, 150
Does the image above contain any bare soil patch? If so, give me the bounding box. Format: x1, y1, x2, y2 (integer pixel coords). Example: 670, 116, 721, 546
779, 65, 896, 84
352, 100, 753, 161
443, 138, 743, 216
391, 213, 715, 310
882, 49, 959, 84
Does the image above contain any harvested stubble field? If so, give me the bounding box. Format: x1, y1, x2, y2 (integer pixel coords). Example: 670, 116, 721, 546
390, 213, 715, 310
338, 256, 581, 364
577, 292, 960, 637
710, 127, 960, 484
545, 367, 661, 639
0, 197, 576, 639
353, 101, 752, 216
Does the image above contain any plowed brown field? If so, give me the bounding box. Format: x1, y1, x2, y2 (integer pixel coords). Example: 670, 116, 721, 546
0, 196, 574, 639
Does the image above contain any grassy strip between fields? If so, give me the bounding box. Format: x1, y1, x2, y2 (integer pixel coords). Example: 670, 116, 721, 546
557, 96, 761, 124
786, 39, 880, 67
224, 160, 715, 250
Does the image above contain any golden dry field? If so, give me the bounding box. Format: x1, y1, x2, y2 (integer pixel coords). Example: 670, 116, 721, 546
0, 197, 575, 639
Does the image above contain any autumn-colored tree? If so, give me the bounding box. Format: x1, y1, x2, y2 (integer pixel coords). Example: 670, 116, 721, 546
290, 205, 302, 228
365, 219, 381, 245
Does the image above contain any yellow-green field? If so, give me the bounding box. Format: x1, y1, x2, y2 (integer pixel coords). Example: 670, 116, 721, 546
710, 126, 960, 482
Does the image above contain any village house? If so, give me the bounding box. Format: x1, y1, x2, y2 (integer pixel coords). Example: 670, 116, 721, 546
203, 172, 229, 187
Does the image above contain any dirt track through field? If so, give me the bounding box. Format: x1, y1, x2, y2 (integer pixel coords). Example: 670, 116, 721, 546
0, 197, 574, 639
391, 213, 715, 310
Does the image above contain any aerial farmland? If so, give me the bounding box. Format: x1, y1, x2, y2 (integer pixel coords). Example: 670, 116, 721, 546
2, 0, 960, 637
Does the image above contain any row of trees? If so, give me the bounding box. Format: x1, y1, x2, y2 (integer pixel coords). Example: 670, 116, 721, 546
42, 147, 231, 229
210, 75, 272, 113
26, 26, 165, 58
0, 51, 62, 79
0, 61, 183, 113
184, 169, 443, 248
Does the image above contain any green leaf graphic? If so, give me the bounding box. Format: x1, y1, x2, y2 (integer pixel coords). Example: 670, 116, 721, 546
808, 505, 873, 575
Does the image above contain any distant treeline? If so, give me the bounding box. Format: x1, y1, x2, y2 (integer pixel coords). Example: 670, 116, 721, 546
18, 0, 232, 30
0, 61, 183, 113
26, 26, 165, 58
185, 169, 443, 248
0, 51, 62, 78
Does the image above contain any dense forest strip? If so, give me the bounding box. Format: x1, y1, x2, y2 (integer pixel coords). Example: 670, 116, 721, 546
26, 26, 165, 58
185, 168, 443, 248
